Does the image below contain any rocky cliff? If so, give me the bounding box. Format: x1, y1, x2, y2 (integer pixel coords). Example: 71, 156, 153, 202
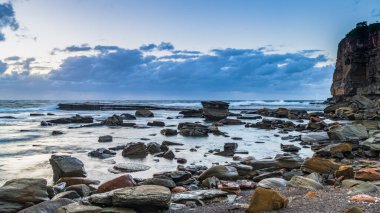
331, 22, 380, 98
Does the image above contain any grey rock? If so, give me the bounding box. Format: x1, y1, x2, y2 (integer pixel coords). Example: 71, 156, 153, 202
142, 178, 176, 188
49, 155, 87, 182
17, 198, 74, 213
98, 135, 113, 142
198, 165, 239, 181
0, 178, 48, 204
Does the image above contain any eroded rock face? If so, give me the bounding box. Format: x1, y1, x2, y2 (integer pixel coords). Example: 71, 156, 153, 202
331, 22, 380, 97
201, 101, 229, 121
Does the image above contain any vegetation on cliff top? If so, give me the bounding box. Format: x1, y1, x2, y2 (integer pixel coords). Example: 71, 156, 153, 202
346, 21, 380, 38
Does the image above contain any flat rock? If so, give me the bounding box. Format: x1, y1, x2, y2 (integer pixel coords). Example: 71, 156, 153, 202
56, 203, 102, 213
112, 185, 171, 209
301, 157, 340, 174
142, 178, 176, 188
257, 178, 288, 189
52, 191, 81, 200
328, 124, 368, 141
347, 182, 378, 195
98, 135, 113, 142
111, 163, 151, 173
288, 176, 324, 190
171, 189, 228, 202
354, 168, 380, 181
47, 115, 93, 124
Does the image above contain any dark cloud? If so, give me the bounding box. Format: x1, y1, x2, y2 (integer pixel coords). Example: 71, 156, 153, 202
0, 44, 333, 99
0, 2, 19, 41
94, 45, 121, 53
139, 43, 157, 52
64, 44, 92, 52
0, 60, 7, 74
157, 42, 174, 51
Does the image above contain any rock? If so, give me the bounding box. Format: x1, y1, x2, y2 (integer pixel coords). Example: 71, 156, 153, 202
280, 144, 301, 152
198, 165, 239, 181
347, 182, 378, 195
0, 200, 24, 213
101, 114, 123, 126
178, 122, 209, 137
354, 120, 379, 130
218, 181, 241, 195
351, 194, 376, 203
171, 189, 227, 202
342, 179, 365, 187
30, 113, 45, 116
56, 203, 102, 213
345, 206, 365, 213
50, 155, 87, 182
88, 148, 116, 159
217, 118, 243, 125
120, 113, 136, 120
65, 184, 91, 197
101, 207, 136, 213
147, 121, 165, 127
98, 135, 113, 142
307, 121, 327, 131
111, 163, 151, 173
47, 115, 93, 124
57, 177, 100, 186
328, 124, 368, 141
147, 142, 161, 154
317, 143, 352, 155
135, 109, 154, 117
88, 191, 114, 206
275, 155, 304, 169
248, 187, 288, 213
361, 131, 380, 151
112, 185, 171, 209
288, 176, 324, 190
142, 178, 176, 188
301, 157, 340, 174
41, 121, 54, 126
252, 171, 283, 182
122, 142, 148, 158
0, 178, 48, 204
257, 178, 288, 189
176, 158, 187, 164
171, 186, 187, 193
98, 175, 136, 193
163, 150, 175, 160
162, 141, 184, 146
0, 116, 16, 119
160, 128, 178, 136
179, 109, 203, 118
335, 166, 354, 180
17, 199, 74, 213
201, 101, 229, 121
153, 171, 192, 183
215, 143, 238, 156
52, 191, 81, 200
52, 130, 64, 135
202, 176, 219, 188
354, 167, 380, 181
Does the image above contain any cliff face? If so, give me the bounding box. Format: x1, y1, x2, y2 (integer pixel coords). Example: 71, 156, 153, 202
331, 22, 380, 97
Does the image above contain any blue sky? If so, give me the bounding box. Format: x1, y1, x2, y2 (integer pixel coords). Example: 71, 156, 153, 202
0, 0, 379, 100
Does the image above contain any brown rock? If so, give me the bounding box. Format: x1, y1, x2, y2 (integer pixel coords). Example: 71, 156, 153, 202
345, 206, 365, 213
122, 142, 148, 158
218, 181, 241, 195
171, 186, 187, 193
248, 187, 288, 213
354, 168, 380, 181
351, 194, 376, 203
97, 175, 136, 193
335, 166, 354, 180
301, 157, 340, 174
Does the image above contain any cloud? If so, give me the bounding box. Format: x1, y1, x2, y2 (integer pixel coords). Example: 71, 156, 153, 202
0, 2, 19, 41
139, 42, 175, 52
64, 44, 92, 52
0, 44, 334, 99
372, 9, 380, 17
0, 60, 7, 74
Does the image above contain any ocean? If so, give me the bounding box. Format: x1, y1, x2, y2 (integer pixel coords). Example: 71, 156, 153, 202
0, 100, 326, 185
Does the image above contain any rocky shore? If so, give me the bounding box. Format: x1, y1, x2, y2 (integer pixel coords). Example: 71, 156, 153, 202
1, 22, 380, 213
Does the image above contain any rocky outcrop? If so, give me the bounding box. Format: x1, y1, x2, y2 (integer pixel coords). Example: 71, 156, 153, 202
331, 22, 380, 97
201, 101, 229, 121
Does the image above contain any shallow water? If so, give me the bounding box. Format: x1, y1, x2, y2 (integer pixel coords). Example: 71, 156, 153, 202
0, 100, 325, 185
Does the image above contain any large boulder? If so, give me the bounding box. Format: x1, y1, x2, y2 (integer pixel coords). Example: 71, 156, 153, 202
135, 109, 154, 117
112, 185, 171, 209
98, 175, 136, 193
248, 187, 288, 213
47, 115, 93, 124
17, 198, 74, 213
201, 101, 229, 121
354, 168, 380, 181
0, 178, 49, 204
198, 165, 239, 181
102, 114, 123, 126
328, 124, 368, 141
121, 142, 148, 158
49, 155, 87, 182
301, 157, 340, 174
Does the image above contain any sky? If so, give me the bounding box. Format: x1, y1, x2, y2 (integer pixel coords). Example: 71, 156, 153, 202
0, 0, 379, 100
